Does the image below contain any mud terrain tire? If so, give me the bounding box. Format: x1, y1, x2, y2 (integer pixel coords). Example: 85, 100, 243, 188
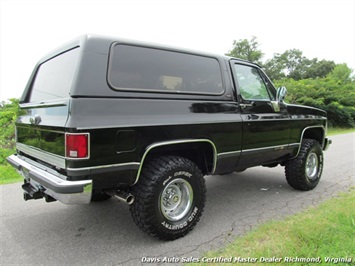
130, 156, 206, 240
285, 139, 323, 191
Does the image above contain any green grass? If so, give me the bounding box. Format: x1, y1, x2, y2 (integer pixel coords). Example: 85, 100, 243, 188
188, 189, 355, 266
328, 127, 355, 136
0, 164, 22, 185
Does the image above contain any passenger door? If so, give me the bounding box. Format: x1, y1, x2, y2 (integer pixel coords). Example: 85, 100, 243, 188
231, 62, 290, 168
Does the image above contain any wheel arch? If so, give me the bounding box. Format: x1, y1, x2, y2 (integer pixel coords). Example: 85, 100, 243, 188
292, 125, 325, 159
301, 125, 325, 146
133, 139, 217, 185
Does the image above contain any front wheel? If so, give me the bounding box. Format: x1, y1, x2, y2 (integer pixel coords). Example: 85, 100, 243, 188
285, 139, 324, 191
129, 156, 206, 240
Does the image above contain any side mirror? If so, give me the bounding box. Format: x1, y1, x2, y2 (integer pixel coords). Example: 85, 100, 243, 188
276, 86, 287, 103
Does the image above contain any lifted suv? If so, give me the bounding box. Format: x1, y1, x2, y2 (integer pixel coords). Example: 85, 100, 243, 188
7, 35, 331, 240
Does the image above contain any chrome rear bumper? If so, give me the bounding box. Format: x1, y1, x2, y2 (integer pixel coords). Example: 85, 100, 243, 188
7, 155, 92, 204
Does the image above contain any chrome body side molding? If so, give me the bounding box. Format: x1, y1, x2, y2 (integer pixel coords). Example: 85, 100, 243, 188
17, 143, 66, 169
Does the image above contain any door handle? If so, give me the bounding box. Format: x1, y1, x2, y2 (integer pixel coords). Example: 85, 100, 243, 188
247, 114, 259, 120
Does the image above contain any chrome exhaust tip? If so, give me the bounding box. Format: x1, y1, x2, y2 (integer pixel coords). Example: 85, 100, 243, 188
114, 191, 135, 205
105, 189, 134, 205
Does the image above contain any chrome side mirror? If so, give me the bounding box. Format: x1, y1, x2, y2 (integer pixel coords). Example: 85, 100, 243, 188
276, 86, 287, 102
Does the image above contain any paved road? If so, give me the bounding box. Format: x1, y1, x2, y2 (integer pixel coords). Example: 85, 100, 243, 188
1, 133, 354, 265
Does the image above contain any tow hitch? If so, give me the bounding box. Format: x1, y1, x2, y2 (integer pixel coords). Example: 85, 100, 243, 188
22, 182, 43, 200
22, 182, 56, 202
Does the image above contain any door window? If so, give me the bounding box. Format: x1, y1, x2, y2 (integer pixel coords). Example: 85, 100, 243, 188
234, 64, 271, 100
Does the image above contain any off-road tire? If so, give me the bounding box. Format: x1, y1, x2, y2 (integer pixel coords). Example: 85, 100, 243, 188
129, 156, 206, 240
285, 139, 323, 191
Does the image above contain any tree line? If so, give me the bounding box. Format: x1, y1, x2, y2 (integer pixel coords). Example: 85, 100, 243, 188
227, 36, 355, 127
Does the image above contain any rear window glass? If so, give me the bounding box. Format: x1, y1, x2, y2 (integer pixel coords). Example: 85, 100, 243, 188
108, 44, 224, 95
29, 48, 80, 102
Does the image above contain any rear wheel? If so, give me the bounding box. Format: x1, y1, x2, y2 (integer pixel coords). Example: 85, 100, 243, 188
129, 156, 206, 240
285, 139, 324, 191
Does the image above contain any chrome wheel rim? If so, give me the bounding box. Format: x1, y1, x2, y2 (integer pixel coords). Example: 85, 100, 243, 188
160, 178, 193, 221
306, 152, 318, 180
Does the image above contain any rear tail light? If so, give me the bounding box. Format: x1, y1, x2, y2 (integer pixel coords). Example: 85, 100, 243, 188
65, 133, 89, 159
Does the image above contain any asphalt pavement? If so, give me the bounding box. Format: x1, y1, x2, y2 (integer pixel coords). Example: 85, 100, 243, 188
1, 133, 354, 265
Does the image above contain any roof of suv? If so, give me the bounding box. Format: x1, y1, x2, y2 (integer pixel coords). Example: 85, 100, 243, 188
21, 34, 260, 103
39, 34, 256, 66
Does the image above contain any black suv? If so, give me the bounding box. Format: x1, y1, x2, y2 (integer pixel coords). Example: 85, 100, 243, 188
7, 35, 331, 240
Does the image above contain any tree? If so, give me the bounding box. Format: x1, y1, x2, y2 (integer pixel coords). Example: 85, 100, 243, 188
0, 98, 21, 164
264, 49, 335, 81
305, 59, 335, 79
226, 36, 264, 65
327, 63, 354, 84
274, 77, 355, 128
263, 55, 286, 80
282, 49, 306, 79
263, 49, 306, 80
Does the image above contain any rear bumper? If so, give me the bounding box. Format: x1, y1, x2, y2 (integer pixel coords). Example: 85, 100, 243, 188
6, 154, 92, 204
323, 138, 332, 151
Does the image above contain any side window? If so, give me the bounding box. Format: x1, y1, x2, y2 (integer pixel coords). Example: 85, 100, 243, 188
108, 44, 224, 95
234, 64, 270, 100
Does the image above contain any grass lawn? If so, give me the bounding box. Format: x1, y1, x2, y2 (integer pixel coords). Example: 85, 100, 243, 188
328, 127, 355, 135
0, 164, 22, 185
187, 188, 355, 265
